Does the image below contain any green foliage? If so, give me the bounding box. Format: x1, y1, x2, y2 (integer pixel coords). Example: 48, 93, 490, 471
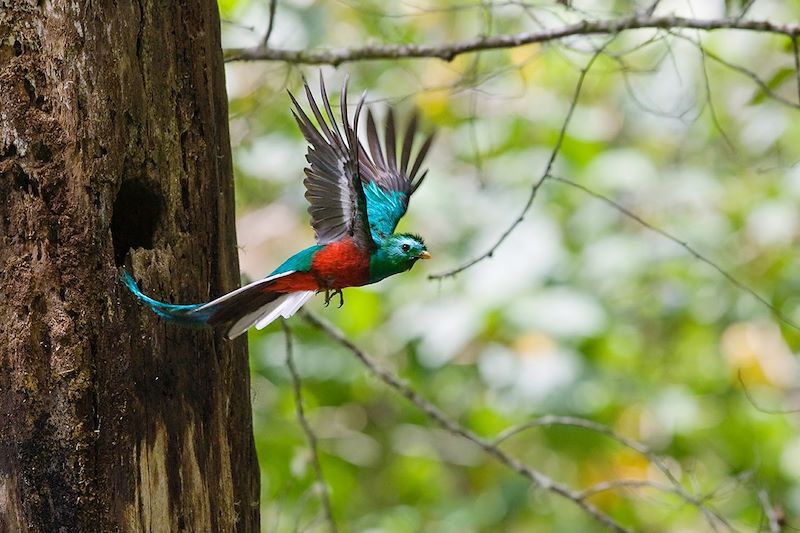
223, 0, 800, 530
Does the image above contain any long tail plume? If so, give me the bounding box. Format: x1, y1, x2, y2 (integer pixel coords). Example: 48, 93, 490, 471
121, 270, 314, 339
121, 270, 209, 326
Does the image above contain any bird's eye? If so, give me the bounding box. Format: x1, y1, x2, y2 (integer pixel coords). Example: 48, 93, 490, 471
401, 243, 410, 252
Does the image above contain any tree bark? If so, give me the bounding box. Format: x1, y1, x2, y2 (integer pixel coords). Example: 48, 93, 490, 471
0, 1, 259, 532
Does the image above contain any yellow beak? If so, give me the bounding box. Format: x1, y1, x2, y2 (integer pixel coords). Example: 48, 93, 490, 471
418, 250, 432, 260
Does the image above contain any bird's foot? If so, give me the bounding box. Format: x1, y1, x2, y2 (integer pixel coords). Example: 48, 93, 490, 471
335, 289, 344, 308
323, 288, 344, 308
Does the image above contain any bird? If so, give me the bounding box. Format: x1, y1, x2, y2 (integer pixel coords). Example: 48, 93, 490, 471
123, 75, 434, 339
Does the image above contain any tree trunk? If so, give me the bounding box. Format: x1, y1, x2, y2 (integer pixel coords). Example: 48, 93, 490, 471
0, 1, 259, 532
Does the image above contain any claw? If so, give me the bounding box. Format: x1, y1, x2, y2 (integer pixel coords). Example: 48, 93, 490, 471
322, 288, 344, 308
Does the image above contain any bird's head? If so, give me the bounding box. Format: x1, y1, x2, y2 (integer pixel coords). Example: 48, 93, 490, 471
385, 233, 430, 263
369, 233, 430, 282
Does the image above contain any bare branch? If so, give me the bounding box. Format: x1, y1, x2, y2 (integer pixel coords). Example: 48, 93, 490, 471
282, 320, 337, 533
671, 31, 800, 110
578, 478, 715, 508
262, 0, 278, 48
549, 175, 800, 332
579, 478, 674, 499
738, 370, 800, 414
738, 0, 759, 19
607, 39, 701, 122
793, 37, 800, 105
493, 415, 730, 530
300, 310, 633, 533
429, 43, 607, 279
696, 37, 737, 152
644, 0, 663, 17
226, 15, 800, 65
493, 416, 676, 480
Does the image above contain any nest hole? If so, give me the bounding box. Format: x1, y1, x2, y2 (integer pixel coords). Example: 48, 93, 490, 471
111, 180, 162, 266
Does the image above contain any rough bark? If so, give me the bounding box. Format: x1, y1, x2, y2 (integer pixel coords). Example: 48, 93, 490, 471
0, 1, 259, 532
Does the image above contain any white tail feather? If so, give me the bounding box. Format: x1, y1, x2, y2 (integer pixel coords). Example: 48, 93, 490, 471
192, 270, 296, 315
255, 291, 315, 329
226, 290, 315, 339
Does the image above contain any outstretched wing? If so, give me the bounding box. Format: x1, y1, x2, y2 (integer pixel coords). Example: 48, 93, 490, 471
289, 75, 375, 253
359, 108, 434, 241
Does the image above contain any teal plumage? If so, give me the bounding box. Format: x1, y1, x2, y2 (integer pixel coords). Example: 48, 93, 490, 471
364, 181, 408, 242
122, 271, 207, 325
271, 245, 323, 275
124, 75, 434, 338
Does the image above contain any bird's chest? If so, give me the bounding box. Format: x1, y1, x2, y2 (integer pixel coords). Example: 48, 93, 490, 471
310, 239, 371, 289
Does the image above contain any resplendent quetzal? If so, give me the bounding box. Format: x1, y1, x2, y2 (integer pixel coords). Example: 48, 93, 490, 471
123, 75, 434, 339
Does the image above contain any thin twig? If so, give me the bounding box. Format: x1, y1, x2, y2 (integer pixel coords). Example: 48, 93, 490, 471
644, 0, 663, 17
429, 43, 607, 279
299, 310, 744, 531
549, 175, 800, 332
225, 15, 800, 64
670, 31, 800, 110
262, 0, 278, 47
282, 320, 337, 533
493, 416, 677, 479
696, 36, 736, 152
300, 310, 633, 533
738, 0, 759, 19
738, 370, 800, 414
793, 37, 800, 106
606, 39, 700, 121
579, 478, 699, 502
493, 415, 729, 530
575, 479, 723, 533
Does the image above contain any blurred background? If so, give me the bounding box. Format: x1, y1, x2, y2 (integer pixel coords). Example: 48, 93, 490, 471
220, 0, 800, 530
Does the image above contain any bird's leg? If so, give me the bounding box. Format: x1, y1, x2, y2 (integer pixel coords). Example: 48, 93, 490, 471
322, 285, 344, 308
335, 289, 344, 308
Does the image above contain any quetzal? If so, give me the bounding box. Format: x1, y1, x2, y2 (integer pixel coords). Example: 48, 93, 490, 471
123, 76, 434, 339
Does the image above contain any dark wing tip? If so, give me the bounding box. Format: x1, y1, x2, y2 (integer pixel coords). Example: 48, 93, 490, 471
408, 129, 435, 188
400, 111, 418, 175
385, 107, 397, 172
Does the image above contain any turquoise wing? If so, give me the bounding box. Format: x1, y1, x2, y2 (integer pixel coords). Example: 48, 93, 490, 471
364, 181, 408, 243
358, 108, 434, 242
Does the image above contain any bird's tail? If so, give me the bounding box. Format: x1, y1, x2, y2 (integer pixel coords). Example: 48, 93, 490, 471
121, 270, 315, 339
121, 270, 208, 326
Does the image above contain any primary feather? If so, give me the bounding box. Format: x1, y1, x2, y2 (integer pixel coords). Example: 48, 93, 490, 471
361, 107, 434, 240
288, 74, 374, 253
290, 75, 434, 244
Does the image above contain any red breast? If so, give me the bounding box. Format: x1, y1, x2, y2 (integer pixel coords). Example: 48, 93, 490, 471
310, 238, 371, 289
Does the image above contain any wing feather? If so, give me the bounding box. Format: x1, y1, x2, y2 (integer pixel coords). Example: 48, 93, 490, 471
400, 112, 417, 175
365, 109, 385, 168
361, 107, 435, 240
385, 108, 397, 174
290, 75, 435, 244
289, 75, 375, 252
